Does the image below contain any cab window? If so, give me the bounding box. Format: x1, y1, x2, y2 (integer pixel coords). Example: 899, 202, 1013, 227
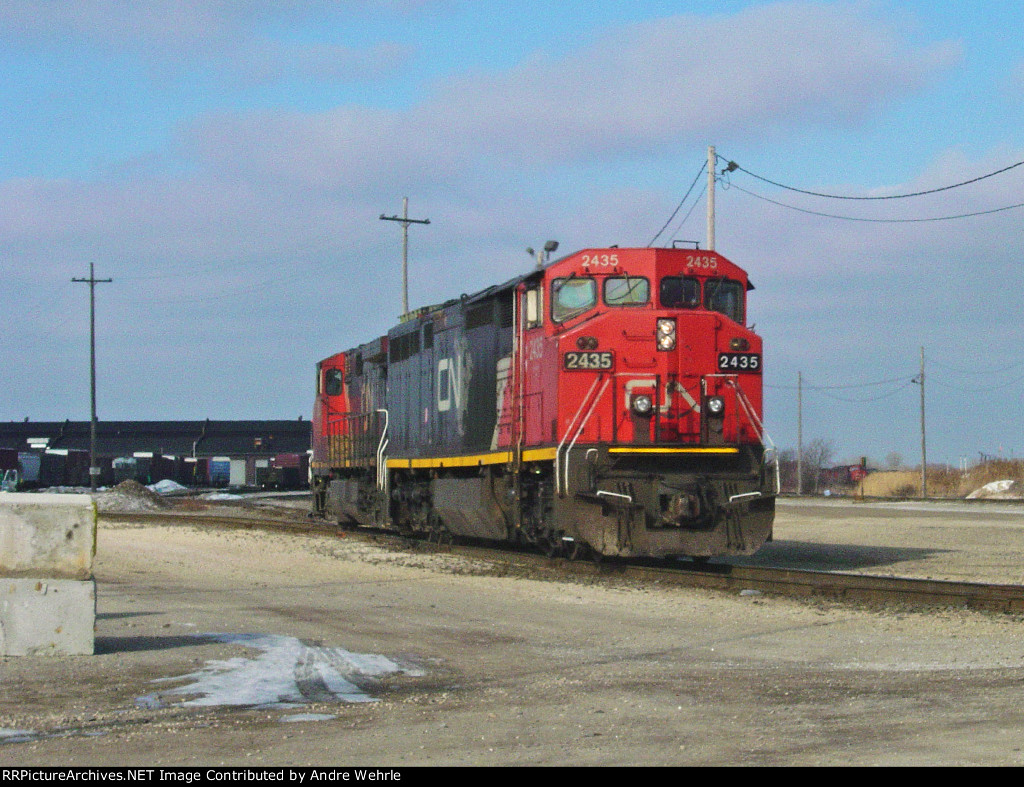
659, 276, 700, 308
704, 279, 745, 324
324, 368, 343, 396
604, 276, 649, 306
524, 287, 543, 328
551, 277, 597, 323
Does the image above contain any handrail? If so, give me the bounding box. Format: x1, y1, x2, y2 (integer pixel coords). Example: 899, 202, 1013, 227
327, 411, 378, 425
554, 376, 603, 495
554, 375, 607, 496
323, 410, 380, 469
552, 372, 779, 498
725, 378, 780, 495
560, 376, 612, 496
375, 408, 389, 492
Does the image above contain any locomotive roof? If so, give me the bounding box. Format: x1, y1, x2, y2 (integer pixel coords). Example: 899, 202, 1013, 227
392, 268, 542, 329
542, 246, 754, 289
322, 247, 754, 362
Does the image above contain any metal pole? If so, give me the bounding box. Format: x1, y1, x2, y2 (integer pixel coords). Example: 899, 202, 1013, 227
72, 263, 112, 492
401, 197, 409, 315
90, 265, 96, 489
706, 145, 716, 251
920, 347, 927, 498
380, 198, 430, 316
797, 370, 803, 495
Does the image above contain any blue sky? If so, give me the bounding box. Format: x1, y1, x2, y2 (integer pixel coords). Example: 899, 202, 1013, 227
2, 0, 1023, 468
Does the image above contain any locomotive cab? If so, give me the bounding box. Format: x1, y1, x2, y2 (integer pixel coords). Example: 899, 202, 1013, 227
524, 247, 775, 557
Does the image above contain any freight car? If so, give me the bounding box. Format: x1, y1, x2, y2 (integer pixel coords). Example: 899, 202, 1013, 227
311, 246, 776, 559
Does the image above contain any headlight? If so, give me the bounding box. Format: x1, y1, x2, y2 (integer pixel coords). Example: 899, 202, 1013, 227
706, 396, 725, 416
632, 395, 653, 415
656, 318, 676, 351
576, 336, 598, 350
729, 337, 750, 351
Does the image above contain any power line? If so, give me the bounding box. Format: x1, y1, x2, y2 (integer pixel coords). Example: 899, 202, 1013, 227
648, 162, 706, 247
728, 181, 1024, 223
930, 372, 1024, 393
668, 183, 707, 245
721, 155, 1024, 200
924, 352, 1024, 377
767, 374, 911, 391
811, 381, 915, 403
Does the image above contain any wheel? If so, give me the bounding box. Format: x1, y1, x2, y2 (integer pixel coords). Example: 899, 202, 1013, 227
542, 532, 564, 558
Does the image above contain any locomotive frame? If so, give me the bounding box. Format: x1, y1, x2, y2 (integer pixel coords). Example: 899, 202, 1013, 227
311, 246, 777, 560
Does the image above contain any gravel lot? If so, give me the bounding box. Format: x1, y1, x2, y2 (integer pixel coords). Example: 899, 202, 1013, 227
741, 498, 1024, 585
2, 497, 1024, 766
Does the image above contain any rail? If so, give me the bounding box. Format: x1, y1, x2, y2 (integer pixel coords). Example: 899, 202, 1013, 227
99, 509, 1024, 613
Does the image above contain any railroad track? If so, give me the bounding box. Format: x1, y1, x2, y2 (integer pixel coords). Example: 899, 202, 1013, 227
99, 508, 1024, 614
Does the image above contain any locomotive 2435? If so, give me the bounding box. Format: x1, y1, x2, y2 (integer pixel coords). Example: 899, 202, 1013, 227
311, 246, 777, 559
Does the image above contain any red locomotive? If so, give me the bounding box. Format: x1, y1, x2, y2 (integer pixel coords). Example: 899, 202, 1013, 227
311, 246, 776, 559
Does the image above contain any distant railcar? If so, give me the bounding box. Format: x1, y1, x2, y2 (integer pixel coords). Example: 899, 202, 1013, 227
311, 247, 776, 559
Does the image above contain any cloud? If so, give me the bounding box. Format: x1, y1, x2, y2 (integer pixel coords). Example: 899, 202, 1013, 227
432, 2, 960, 162
0, 1, 437, 42
0, 1, 417, 84
172, 0, 959, 201
0, 0, 973, 284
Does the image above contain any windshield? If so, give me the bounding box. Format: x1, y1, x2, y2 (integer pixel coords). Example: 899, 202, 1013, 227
704, 279, 745, 324
659, 276, 700, 308
552, 277, 597, 322
604, 276, 649, 306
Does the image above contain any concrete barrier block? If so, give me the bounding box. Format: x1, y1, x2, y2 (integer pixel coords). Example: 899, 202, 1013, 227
0, 493, 95, 579
0, 578, 95, 656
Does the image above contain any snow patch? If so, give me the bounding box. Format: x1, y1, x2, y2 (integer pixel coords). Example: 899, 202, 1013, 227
145, 633, 423, 708
281, 713, 337, 723
0, 728, 36, 744
148, 479, 188, 495
966, 480, 1019, 499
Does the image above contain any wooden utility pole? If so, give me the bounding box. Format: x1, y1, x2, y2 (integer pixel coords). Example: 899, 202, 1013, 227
72, 263, 112, 492
380, 197, 430, 316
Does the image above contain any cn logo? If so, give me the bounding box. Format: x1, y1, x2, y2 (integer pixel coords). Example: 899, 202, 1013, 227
437, 357, 463, 412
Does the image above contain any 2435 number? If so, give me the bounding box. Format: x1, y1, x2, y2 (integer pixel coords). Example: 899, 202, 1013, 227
564, 351, 614, 370
718, 353, 761, 372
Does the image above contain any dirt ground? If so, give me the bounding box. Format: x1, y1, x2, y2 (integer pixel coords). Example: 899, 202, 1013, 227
2, 498, 1024, 766
737, 497, 1024, 585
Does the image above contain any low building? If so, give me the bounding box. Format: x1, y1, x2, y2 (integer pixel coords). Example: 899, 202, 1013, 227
0, 419, 311, 489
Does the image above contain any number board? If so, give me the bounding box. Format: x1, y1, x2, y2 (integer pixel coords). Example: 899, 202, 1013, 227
717, 353, 761, 372
564, 351, 614, 371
